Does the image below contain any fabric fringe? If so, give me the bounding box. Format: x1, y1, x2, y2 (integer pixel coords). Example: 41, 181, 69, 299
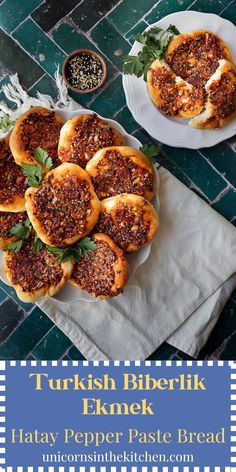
0, 67, 73, 121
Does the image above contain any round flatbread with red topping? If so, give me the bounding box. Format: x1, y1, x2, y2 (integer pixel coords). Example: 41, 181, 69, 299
86, 146, 156, 200
70, 233, 128, 299
147, 59, 205, 118
95, 193, 158, 252
4, 234, 73, 302
9, 107, 63, 167
58, 113, 124, 168
0, 137, 28, 212
165, 30, 232, 90
25, 163, 100, 247
0, 211, 26, 250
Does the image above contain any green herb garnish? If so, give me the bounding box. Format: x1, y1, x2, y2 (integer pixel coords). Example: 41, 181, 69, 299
47, 237, 97, 263
5, 239, 23, 253
123, 24, 180, 81
140, 144, 160, 163
0, 115, 15, 133
21, 147, 53, 187
32, 233, 43, 254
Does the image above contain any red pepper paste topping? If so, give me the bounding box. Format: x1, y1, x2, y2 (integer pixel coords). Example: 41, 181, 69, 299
59, 114, 118, 168
71, 238, 118, 297
208, 71, 236, 123
0, 139, 28, 205
166, 32, 229, 89
0, 212, 26, 239
32, 175, 93, 246
20, 111, 62, 166
91, 149, 154, 199
6, 235, 64, 292
95, 201, 151, 251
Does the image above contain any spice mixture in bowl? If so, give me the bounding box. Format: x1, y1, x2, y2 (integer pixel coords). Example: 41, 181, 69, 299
63, 49, 107, 93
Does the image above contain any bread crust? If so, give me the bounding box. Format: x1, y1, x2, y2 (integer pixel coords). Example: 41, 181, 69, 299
70, 233, 129, 299
147, 59, 204, 118
9, 107, 63, 166
0, 137, 27, 212
95, 193, 158, 252
25, 163, 100, 247
190, 59, 236, 129
86, 145, 156, 200
58, 113, 125, 168
4, 243, 73, 303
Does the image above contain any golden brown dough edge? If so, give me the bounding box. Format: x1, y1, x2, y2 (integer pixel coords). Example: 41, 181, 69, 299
69, 232, 129, 299
0, 137, 26, 212
4, 251, 74, 303
86, 145, 156, 201
147, 59, 204, 119
25, 163, 101, 247
165, 30, 232, 62
99, 193, 159, 252
9, 106, 64, 166
58, 114, 125, 162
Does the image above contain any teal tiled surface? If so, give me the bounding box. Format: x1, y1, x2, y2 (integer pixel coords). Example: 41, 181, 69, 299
0, 0, 235, 360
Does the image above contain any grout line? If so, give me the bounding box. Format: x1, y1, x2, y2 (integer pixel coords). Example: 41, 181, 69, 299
197, 149, 236, 190
28, 72, 47, 92
87, 0, 124, 34
27, 324, 56, 358
219, 0, 236, 15
210, 186, 230, 205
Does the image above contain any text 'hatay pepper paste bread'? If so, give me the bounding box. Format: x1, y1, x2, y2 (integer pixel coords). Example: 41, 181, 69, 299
25, 163, 100, 247
0, 211, 26, 250
147, 59, 205, 118
190, 59, 236, 129
58, 113, 124, 168
95, 193, 158, 253
9, 107, 63, 167
0, 137, 28, 212
86, 146, 156, 200
165, 30, 232, 90
70, 233, 129, 299
4, 233, 73, 302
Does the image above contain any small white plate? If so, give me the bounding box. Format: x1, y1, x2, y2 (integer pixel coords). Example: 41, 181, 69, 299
0, 108, 160, 303
122, 10, 236, 149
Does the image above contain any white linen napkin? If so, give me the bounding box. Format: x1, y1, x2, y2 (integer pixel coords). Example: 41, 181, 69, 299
37, 168, 236, 360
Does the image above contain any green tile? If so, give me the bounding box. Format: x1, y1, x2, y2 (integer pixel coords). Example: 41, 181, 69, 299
29, 73, 58, 98
90, 75, 125, 117
26, 354, 37, 360
109, 0, 157, 34
0, 288, 6, 304
68, 345, 86, 360
125, 19, 148, 43
189, 0, 226, 14
62, 355, 71, 360
200, 142, 236, 188
90, 18, 130, 71
13, 18, 66, 78
0, 298, 26, 343
0, 75, 17, 109
212, 188, 236, 224
52, 22, 118, 106
0, 28, 44, 88
0, 307, 54, 359
172, 350, 194, 360
32, 325, 72, 360
221, 0, 236, 23
199, 298, 236, 359
145, 0, 195, 24
0, 0, 43, 33
162, 145, 227, 200
0, 280, 33, 312
114, 105, 140, 134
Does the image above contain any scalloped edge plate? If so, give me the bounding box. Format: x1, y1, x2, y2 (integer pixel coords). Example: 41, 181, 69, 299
122, 10, 236, 149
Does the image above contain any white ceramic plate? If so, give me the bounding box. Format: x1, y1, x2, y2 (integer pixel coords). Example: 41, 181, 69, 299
0, 109, 160, 303
123, 10, 236, 149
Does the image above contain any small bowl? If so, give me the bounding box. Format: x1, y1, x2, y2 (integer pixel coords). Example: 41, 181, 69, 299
62, 48, 107, 94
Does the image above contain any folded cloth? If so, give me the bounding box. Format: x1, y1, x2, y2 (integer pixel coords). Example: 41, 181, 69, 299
37, 168, 236, 360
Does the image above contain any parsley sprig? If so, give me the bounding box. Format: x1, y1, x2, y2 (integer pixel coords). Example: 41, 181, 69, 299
47, 237, 97, 263
4, 218, 43, 254
140, 144, 159, 163
123, 24, 180, 81
0, 115, 15, 133
21, 147, 53, 187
